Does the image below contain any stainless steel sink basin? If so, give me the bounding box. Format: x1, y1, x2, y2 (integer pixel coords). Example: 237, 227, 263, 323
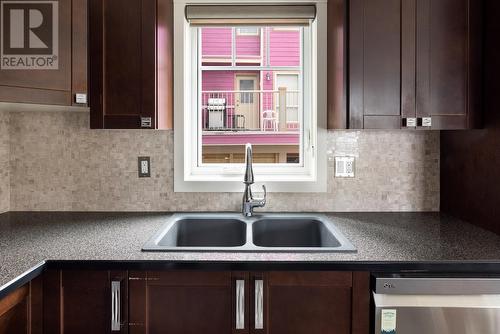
142, 213, 356, 252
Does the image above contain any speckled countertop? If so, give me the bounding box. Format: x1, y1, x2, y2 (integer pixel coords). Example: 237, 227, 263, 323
2, 211, 500, 294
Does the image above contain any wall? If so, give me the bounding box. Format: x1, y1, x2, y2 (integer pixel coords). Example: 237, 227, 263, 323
269, 29, 300, 66
441, 0, 500, 234
0, 111, 8, 213
7, 109, 439, 212
202, 28, 232, 57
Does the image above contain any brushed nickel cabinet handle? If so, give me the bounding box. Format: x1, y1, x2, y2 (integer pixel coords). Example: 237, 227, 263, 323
111, 281, 121, 331
236, 279, 245, 329
255, 279, 264, 329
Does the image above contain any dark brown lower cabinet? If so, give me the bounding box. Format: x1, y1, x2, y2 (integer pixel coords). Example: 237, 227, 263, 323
1, 269, 369, 334
128, 271, 239, 334
43, 269, 128, 334
262, 271, 363, 334
0, 286, 29, 334
0, 276, 42, 334
129, 271, 370, 334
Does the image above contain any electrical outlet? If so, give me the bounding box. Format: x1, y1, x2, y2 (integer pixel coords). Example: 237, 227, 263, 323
138, 157, 151, 177
335, 156, 355, 178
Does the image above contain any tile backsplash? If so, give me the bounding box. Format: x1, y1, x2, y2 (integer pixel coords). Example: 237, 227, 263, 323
6, 108, 439, 212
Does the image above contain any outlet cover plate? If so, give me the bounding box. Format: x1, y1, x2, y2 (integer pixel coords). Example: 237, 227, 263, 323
335, 156, 355, 178
138, 157, 151, 178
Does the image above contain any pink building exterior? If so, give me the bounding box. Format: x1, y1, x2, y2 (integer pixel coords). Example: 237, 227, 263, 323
200, 27, 301, 148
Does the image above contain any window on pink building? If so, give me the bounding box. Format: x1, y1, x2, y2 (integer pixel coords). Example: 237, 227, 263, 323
198, 25, 303, 165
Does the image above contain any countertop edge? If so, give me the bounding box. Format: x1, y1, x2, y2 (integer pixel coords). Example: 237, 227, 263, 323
4, 259, 500, 300
0, 261, 46, 300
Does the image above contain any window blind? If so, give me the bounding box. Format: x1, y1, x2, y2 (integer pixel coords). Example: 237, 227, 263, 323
185, 5, 316, 26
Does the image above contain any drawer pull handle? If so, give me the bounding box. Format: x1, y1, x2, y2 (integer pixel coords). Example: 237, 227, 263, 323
255, 279, 264, 329
111, 281, 121, 331
236, 279, 245, 329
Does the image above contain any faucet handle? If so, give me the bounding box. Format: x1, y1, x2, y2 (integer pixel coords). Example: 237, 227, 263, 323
258, 185, 267, 206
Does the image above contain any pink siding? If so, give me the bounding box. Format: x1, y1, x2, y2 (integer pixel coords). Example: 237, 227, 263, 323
269, 29, 300, 66
203, 133, 300, 146
201, 27, 300, 66
202, 28, 232, 57
236, 35, 261, 58
262, 71, 274, 111
202, 71, 234, 91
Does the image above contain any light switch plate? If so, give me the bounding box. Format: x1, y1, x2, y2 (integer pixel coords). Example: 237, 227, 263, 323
138, 157, 151, 177
335, 156, 355, 178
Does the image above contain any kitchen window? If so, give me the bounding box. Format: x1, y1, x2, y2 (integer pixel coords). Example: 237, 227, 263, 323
174, 0, 327, 192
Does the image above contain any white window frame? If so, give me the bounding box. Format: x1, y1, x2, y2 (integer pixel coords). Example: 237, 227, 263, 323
174, 0, 328, 193
272, 26, 302, 31
236, 27, 260, 36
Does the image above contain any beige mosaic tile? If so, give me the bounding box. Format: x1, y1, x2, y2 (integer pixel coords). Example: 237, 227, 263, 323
8, 109, 440, 212
0, 111, 9, 213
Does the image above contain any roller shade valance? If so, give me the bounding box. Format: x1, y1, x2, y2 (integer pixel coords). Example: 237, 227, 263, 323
185, 5, 316, 26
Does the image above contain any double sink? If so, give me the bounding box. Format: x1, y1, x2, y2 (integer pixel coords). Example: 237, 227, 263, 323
142, 213, 356, 252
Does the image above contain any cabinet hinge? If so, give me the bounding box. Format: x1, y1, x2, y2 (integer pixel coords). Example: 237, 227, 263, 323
128, 322, 145, 326
128, 277, 160, 281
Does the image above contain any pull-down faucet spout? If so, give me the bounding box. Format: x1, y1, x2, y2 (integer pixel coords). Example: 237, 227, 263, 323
242, 143, 266, 217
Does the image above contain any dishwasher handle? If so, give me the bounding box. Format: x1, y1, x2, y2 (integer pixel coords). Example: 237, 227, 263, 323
375, 277, 500, 295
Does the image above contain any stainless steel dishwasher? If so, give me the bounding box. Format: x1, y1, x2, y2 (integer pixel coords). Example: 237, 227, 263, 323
373, 276, 500, 334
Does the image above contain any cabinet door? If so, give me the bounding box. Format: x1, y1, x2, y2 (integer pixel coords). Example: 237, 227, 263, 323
416, 0, 482, 129
129, 271, 243, 334
0, 276, 43, 334
43, 270, 128, 334
349, 0, 402, 129
252, 271, 369, 334
89, 0, 156, 129
0, 0, 81, 105
0, 286, 29, 334
62, 271, 110, 333
0, 0, 87, 106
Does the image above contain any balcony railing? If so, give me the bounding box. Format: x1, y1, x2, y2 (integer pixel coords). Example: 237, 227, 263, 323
201, 90, 300, 132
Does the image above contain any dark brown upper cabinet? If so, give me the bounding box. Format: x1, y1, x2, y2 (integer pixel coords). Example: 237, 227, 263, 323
346, 0, 482, 130
0, 0, 88, 107
327, 0, 348, 129
89, 0, 173, 129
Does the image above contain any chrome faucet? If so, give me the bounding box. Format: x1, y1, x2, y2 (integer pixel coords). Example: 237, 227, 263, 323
242, 143, 266, 217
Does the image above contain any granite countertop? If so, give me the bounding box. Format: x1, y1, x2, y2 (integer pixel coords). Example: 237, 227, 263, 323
2, 211, 500, 294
